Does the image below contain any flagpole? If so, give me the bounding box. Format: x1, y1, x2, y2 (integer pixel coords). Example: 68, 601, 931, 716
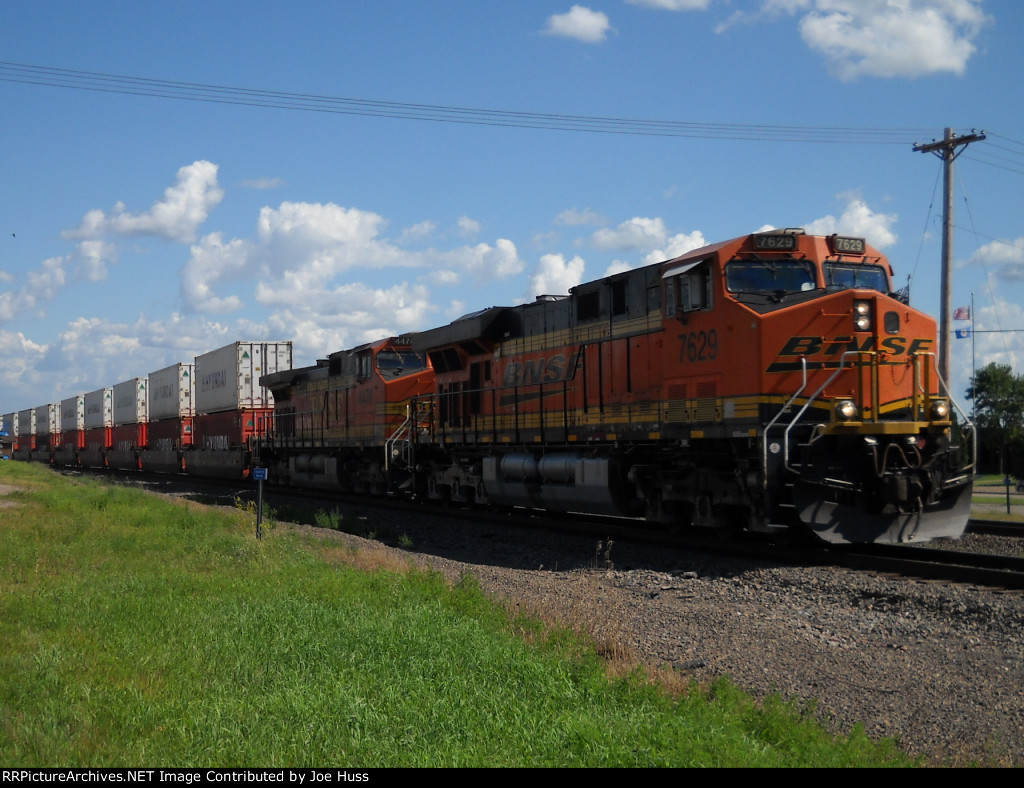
971, 292, 976, 423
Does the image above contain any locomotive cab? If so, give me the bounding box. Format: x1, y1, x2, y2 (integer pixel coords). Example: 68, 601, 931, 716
261, 337, 435, 494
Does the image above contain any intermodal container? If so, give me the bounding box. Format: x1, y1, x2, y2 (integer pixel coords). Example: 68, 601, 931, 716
194, 341, 293, 415
148, 363, 195, 420
113, 378, 148, 426
84, 389, 113, 429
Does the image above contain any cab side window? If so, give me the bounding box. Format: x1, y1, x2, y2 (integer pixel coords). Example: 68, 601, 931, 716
664, 260, 712, 318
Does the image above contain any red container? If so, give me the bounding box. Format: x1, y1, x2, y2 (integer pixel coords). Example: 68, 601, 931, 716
193, 409, 272, 450
147, 417, 194, 450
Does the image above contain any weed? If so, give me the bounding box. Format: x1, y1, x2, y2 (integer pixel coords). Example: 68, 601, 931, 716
593, 538, 614, 570
314, 508, 344, 530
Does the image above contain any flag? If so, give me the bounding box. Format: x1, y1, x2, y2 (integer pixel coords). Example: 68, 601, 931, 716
955, 327, 971, 339
953, 306, 971, 320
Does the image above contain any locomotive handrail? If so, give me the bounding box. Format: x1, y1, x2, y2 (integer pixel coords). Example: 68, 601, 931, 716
932, 361, 978, 477
384, 403, 415, 475
762, 356, 808, 489
780, 349, 861, 475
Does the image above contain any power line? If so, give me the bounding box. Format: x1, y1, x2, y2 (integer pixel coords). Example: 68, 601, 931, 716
0, 60, 937, 144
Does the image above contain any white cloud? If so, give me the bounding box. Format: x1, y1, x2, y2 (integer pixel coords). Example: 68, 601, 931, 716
555, 207, 608, 226
803, 0, 988, 80
599, 231, 706, 276
181, 233, 251, 313
240, 177, 285, 190
627, 0, 711, 9
0, 330, 47, 396
603, 260, 635, 277
0, 256, 68, 322
246, 201, 410, 308
592, 216, 668, 251
804, 195, 898, 249
543, 5, 614, 43
260, 282, 433, 340
400, 220, 437, 244
965, 237, 1024, 282
431, 238, 525, 282
528, 253, 586, 297
63, 160, 224, 243
76, 240, 116, 282
458, 216, 481, 237
968, 296, 1024, 383
721, 0, 990, 80
639, 230, 708, 266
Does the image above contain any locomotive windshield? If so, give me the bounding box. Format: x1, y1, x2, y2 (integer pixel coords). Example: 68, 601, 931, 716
376, 350, 428, 378
726, 260, 817, 296
824, 262, 889, 294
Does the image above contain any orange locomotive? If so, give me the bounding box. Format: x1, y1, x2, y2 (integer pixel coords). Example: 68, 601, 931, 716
398, 228, 974, 544
261, 337, 435, 493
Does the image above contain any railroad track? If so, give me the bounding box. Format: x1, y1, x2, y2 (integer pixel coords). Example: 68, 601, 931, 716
834, 543, 1024, 591
968, 517, 1024, 538
74, 468, 1024, 591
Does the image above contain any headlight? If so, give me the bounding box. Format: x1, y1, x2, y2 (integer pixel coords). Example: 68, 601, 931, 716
854, 300, 872, 331
930, 399, 950, 420
835, 399, 858, 421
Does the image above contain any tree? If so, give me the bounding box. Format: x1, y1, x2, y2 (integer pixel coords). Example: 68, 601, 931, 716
966, 362, 1024, 475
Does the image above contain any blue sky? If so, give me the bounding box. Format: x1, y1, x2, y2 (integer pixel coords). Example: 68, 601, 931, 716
2, 0, 1021, 416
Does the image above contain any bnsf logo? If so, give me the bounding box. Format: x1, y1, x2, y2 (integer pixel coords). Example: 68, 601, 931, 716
503, 354, 578, 386
777, 335, 933, 357
767, 335, 934, 373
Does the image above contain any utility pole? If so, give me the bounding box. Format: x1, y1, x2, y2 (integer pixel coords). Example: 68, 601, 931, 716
913, 127, 985, 395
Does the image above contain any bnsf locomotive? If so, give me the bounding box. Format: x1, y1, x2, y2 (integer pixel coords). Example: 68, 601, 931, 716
260, 229, 975, 545
4, 229, 974, 545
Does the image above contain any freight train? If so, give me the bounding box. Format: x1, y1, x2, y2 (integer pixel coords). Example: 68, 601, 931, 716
3, 229, 975, 545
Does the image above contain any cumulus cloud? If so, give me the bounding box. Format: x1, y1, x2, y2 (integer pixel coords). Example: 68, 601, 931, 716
0, 330, 48, 401
963, 237, 1024, 282
720, 0, 990, 80
0, 256, 68, 322
804, 195, 898, 249
76, 240, 117, 282
179, 197, 524, 347
591, 217, 669, 251
458, 216, 481, 237
261, 282, 433, 349
400, 220, 437, 244
543, 5, 614, 43
555, 207, 608, 226
802, 0, 989, 80
528, 253, 586, 298
639, 230, 708, 266
425, 239, 525, 286
964, 296, 1024, 387
63, 160, 224, 243
181, 233, 251, 313
25, 311, 260, 404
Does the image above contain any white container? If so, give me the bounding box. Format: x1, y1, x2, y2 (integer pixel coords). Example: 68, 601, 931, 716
113, 378, 148, 425
2, 412, 16, 436
34, 404, 59, 436
84, 389, 113, 429
17, 408, 36, 437
195, 341, 293, 414
61, 396, 85, 432
148, 363, 195, 420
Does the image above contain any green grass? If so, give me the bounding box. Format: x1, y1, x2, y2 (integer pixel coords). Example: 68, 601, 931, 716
0, 463, 914, 767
